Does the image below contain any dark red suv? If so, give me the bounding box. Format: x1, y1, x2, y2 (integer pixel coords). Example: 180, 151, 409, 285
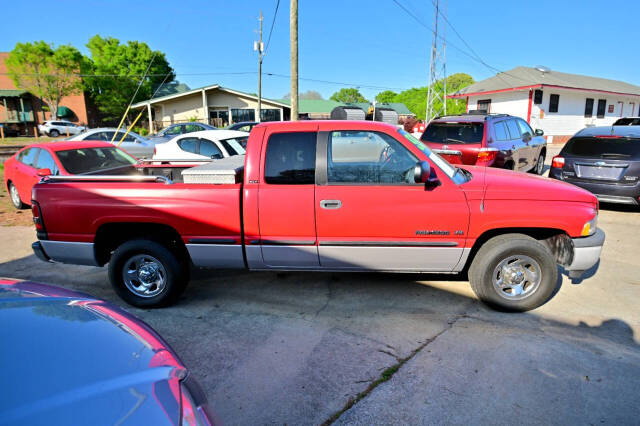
420, 113, 547, 173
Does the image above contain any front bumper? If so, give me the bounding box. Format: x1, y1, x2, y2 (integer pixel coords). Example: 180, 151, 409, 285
566, 228, 605, 278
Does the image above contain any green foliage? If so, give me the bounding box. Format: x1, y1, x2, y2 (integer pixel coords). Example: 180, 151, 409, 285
382, 73, 475, 120
84, 35, 175, 123
375, 90, 397, 103
188, 116, 199, 122
133, 126, 149, 136
6, 41, 85, 120
330, 88, 368, 103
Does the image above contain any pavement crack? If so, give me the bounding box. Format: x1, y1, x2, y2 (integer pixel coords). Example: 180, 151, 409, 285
321, 311, 469, 425
377, 349, 401, 361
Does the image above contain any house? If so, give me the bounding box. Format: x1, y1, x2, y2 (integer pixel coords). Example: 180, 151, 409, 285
449, 66, 640, 143
0, 52, 93, 136
132, 84, 415, 133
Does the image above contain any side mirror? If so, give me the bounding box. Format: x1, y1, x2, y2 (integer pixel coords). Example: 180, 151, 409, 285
414, 161, 440, 188
37, 168, 52, 177
534, 128, 544, 136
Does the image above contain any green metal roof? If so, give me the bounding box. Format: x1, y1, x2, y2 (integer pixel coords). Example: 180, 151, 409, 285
0, 89, 28, 98
56, 106, 72, 117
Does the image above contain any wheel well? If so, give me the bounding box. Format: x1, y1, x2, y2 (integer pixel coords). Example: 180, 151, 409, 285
94, 222, 190, 266
539, 147, 546, 158
462, 227, 570, 272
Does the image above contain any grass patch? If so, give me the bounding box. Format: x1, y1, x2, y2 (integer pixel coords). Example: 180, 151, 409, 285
1, 136, 58, 146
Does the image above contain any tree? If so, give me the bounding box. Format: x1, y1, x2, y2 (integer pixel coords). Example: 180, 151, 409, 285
282, 90, 324, 100
375, 90, 397, 103
84, 35, 175, 123
329, 88, 368, 103
6, 41, 86, 120
393, 73, 475, 120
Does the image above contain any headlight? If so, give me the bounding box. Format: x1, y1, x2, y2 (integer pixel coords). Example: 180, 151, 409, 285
581, 214, 598, 236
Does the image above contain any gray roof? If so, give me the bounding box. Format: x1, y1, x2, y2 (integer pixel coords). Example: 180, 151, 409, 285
451, 66, 640, 97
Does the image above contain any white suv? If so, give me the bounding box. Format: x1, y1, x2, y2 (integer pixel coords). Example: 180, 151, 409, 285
38, 120, 86, 137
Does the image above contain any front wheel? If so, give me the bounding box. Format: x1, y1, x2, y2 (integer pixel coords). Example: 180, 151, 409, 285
48, 129, 59, 137
8, 182, 26, 209
108, 239, 189, 308
468, 234, 558, 312
531, 152, 545, 175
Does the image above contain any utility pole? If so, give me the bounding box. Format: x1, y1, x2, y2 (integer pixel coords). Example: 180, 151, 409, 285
255, 11, 264, 122
425, 0, 447, 122
290, 0, 298, 121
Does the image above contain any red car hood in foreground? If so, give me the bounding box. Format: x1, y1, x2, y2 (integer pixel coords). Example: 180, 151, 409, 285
460, 165, 597, 204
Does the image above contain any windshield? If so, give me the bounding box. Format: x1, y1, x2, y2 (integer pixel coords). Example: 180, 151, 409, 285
56, 147, 137, 174
562, 137, 640, 160
421, 122, 484, 144
219, 137, 247, 155
397, 129, 466, 182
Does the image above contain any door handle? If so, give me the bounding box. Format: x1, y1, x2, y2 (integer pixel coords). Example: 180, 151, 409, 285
320, 199, 342, 209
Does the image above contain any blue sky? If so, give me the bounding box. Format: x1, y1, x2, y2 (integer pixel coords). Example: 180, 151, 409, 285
3, 0, 639, 101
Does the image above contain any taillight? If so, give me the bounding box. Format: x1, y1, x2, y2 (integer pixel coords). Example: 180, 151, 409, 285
31, 201, 47, 239
551, 155, 565, 169
475, 148, 498, 166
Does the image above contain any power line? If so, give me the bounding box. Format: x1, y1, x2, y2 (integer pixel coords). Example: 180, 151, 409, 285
264, 0, 280, 57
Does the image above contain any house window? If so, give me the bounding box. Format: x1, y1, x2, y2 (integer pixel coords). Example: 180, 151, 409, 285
533, 90, 543, 104
477, 99, 491, 112
597, 99, 607, 118
231, 109, 255, 123
584, 98, 594, 118
260, 109, 281, 122
549, 94, 559, 113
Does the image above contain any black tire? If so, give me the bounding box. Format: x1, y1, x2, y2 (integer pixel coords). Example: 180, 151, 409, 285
530, 152, 545, 175
468, 233, 558, 312
108, 239, 189, 308
8, 182, 26, 209
48, 129, 59, 137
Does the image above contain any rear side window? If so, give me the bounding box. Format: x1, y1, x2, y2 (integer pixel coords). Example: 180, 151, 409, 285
199, 139, 223, 158
421, 122, 484, 144
35, 150, 59, 174
562, 137, 640, 159
493, 122, 509, 141
178, 137, 199, 154
264, 132, 316, 184
506, 120, 522, 139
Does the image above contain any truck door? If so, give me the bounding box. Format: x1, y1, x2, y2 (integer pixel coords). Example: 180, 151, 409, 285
315, 129, 469, 272
257, 126, 320, 268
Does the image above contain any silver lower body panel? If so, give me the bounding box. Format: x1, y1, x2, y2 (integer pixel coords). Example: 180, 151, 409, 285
39, 241, 99, 266
186, 244, 245, 269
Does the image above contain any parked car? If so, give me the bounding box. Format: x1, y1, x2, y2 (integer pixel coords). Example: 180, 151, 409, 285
0, 123, 19, 137
37, 120, 86, 137
153, 129, 247, 163
225, 121, 258, 134
549, 126, 640, 205
420, 113, 547, 174
66, 128, 155, 158
3, 141, 139, 209
31, 121, 604, 312
613, 117, 640, 126
0, 278, 213, 425
149, 122, 217, 144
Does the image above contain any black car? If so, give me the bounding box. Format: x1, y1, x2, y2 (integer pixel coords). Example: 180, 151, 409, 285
613, 117, 640, 126
549, 126, 640, 205
224, 121, 258, 133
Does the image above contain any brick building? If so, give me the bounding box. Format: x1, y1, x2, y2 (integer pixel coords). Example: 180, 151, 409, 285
0, 52, 94, 136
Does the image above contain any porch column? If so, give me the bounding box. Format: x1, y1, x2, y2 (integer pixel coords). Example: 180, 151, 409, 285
19, 97, 26, 126
202, 89, 207, 123
3, 98, 7, 121
147, 102, 153, 134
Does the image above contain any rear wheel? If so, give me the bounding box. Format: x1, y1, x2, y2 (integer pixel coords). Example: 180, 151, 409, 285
48, 129, 59, 137
8, 182, 26, 209
469, 234, 558, 311
108, 239, 189, 308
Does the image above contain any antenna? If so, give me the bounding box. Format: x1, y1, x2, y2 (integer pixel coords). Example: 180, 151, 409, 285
425, 0, 447, 122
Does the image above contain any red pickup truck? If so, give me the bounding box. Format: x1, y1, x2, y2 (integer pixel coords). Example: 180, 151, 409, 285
31, 120, 605, 312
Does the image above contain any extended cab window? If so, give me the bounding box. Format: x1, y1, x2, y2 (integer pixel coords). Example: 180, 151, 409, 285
264, 132, 316, 184
328, 131, 417, 184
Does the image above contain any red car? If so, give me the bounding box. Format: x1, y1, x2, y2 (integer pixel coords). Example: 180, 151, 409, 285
31, 120, 604, 312
3, 141, 138, 209
420, 113, 547, 173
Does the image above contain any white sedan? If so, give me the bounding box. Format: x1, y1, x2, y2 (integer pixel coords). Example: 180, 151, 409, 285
152, 130, 248, 163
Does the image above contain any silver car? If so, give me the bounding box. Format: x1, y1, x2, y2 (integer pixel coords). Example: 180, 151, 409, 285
149, 122, 217, 144
66, 128, 155, 158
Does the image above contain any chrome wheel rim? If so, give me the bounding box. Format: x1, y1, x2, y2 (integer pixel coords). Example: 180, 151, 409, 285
122, 254, 167, 298
536, 155, 544, 174
9, 184, 21, 207
492, 255, 542, 300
